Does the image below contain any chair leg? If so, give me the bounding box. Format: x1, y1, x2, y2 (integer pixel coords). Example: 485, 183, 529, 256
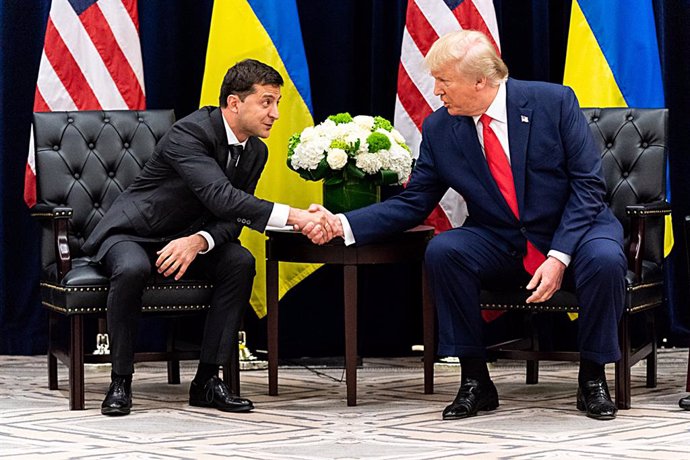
267, 259, 279, 396
422, 266, 435, 394
166, 319, 180, 384
48, 312, 58, 390
615, 314, 631, 410
526, 313, 539, 385
69, 315, 85, 410
646, 311, 657, 388
686, 348, 690, 393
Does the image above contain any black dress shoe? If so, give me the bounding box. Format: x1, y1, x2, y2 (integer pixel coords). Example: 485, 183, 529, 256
577, 378, 617, 420
442, 378, 499, 420
679, 394, 690, 410
189, 376, 254, 412
101, 376, 132, 416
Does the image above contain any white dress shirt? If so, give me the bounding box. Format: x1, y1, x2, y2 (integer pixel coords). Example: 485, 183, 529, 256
196, 114, 289, 253
338, 81, 570, 267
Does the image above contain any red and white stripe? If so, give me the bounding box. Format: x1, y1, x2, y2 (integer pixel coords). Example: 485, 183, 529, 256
24, 0, 145, 207
395, 0, 500, 233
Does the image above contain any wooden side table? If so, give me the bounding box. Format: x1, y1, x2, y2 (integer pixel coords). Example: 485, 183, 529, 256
265, 225, 435, 406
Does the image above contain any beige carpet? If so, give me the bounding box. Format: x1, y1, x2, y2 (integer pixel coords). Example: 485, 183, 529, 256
1, 350, 690, 459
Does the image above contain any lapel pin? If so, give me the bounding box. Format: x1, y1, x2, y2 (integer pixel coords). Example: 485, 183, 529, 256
521, 115, 529, 123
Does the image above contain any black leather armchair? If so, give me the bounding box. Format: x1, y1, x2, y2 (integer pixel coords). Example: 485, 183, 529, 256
32, 110, 239, 409
422, 108, 669, 410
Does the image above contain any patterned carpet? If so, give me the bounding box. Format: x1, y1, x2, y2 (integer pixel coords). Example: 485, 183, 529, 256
1, 350, 689, 459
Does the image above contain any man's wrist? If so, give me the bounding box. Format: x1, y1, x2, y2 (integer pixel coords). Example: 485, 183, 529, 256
194, 231, 212, 253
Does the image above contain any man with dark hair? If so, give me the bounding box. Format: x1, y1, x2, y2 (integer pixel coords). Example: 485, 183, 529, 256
83, 58, 330, 416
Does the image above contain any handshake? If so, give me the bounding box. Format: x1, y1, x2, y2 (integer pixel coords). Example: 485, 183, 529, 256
287, 204, 343, 245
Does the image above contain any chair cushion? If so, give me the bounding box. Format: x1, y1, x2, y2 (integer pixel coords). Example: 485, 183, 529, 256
480, 264, 663, 314
41, 257, 214, 315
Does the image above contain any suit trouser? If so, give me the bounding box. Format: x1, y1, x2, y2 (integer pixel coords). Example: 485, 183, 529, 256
425, 226, 626, 365
103, 240, 255, 375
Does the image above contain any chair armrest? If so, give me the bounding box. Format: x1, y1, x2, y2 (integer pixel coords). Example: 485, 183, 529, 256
31, 206, 73, 281
625, 200, 671, 217
625, 200, 670, 282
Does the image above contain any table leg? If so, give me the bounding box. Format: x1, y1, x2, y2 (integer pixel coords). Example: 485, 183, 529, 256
344, 264, 357, 406
422, 265, 435, 394
267, 259, 279, 396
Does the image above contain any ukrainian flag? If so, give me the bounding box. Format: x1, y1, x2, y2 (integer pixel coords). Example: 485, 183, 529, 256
199, 0, 320, 317
563, 0, 671, 257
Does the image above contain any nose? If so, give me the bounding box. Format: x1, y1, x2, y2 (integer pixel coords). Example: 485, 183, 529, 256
433, 80, 443, 96
269, 102, 279, 120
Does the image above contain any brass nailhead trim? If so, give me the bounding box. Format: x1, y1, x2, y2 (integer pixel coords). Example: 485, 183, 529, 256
42, 300, 211, 314
41, 282, 213, 293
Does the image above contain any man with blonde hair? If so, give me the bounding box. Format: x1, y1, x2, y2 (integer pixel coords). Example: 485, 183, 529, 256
306, 30, 625, 421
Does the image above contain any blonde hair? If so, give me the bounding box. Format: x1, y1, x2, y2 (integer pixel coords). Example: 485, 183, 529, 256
425, 30, 508, 86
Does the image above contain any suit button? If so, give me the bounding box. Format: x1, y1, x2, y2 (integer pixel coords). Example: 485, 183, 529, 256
520, 227, 527, 234
246, 220, 251, 225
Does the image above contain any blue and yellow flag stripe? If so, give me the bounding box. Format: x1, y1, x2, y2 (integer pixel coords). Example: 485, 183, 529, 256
564, 0, 664, 108
200, 0, 320, 317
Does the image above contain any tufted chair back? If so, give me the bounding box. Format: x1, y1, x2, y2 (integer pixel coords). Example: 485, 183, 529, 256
33, 110, 175, 272
583, 108, 667, 268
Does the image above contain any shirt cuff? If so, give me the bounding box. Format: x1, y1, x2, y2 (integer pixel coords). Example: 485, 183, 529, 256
547, 249, 570, 267
337, 214, 356, 246
267, 203, 290, 228
196, 231, 214, 254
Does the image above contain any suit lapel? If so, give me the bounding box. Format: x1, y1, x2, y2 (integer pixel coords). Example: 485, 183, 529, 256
506, 79, 532, 217
451, 116, 513, 218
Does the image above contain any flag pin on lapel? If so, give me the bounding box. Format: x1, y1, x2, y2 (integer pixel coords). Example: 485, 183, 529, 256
521, 115, 529, 123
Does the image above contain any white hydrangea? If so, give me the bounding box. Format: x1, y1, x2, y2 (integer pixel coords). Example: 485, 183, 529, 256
326, 148, 348, 170
377, 149, 392, 170
355, 152, 383, 174
290, 136, 329, 170
388, 143, 413, 183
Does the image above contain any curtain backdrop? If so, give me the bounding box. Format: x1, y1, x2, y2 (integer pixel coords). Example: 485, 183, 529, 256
2, 0, 689, 354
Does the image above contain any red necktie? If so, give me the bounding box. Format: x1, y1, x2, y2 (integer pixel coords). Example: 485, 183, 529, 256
480, 114, 545, 276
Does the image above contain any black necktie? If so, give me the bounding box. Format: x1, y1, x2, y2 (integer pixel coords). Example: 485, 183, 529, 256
228, 144, 243, 170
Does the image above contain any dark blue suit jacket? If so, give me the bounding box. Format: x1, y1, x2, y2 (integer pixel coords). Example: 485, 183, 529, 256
346, 78, 622, 257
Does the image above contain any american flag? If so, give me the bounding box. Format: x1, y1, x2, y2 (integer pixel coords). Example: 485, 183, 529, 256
24, 0, 146, 207
394, 0, 500, 233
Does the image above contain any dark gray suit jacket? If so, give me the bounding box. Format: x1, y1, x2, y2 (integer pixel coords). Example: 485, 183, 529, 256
82, 106, 274, 261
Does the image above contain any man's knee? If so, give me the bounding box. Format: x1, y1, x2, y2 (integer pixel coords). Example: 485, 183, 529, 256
577, 239, 626, 280
425, 232, 458, 268
216, 244, 256, 277
110, 258, 151, 284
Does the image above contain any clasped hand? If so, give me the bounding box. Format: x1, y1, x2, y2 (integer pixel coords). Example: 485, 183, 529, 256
290, 204, 342, 245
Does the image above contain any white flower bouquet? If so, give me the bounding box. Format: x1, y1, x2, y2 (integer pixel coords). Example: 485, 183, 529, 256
287, 113, 413, 186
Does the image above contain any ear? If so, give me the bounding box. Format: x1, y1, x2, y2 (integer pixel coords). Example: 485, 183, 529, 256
475, 77, 487, 90
227, 94, 241, 113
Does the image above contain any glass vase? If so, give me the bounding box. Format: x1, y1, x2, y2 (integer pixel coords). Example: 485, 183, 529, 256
322, 180, 380, 214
